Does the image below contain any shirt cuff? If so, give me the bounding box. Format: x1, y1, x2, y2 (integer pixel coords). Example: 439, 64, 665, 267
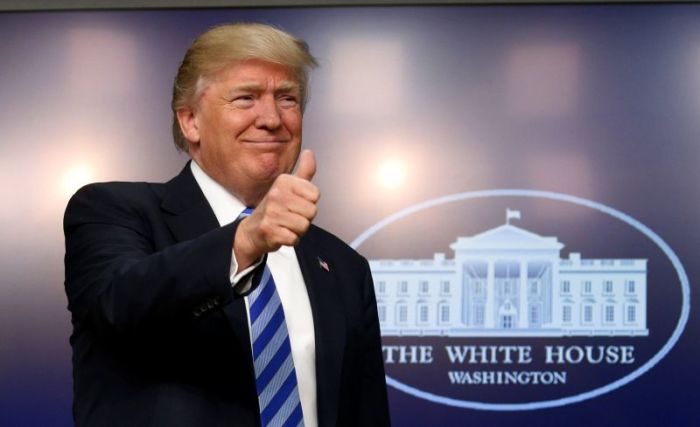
230, 250, 264, 294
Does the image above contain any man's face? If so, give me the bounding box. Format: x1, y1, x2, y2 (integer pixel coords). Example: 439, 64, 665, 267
181, 59, 303, 205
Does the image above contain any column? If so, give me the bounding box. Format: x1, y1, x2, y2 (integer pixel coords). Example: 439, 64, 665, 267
485, 259, 495, 328
550, 257, 560, 328
518, 260, 528, 328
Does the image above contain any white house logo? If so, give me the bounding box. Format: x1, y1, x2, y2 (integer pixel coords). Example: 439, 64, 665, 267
372, 208, 648, 338
351, 190, 690, 411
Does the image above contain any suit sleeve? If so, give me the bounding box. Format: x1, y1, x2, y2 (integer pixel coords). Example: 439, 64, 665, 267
357, 257, 391, 426
64, 183, 242, 337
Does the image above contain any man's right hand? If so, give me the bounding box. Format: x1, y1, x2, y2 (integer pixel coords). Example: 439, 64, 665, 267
233, 149, 320, 271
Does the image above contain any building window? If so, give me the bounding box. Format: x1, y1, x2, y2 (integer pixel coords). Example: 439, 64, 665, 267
503, 280, 513, 295
604, 280, 613, 294
417, 303, 429, 324
583, 305, 593, 324
604, 305, 615, 323
440, 304, 450, 323
530, 281, 539, 295
501, 315, 513, 329
474, 281, 483, 295
627, 305, 636, 323
562, 305, 572, 323
420, 280, 429, 294
441, 281, 450, 295
582, 280, 592, 294
378, 304, 386, 323
561, 280, 571, 294
378, 281, 386, 294
399, 281, 408, 295
396, 302, 408, 324
530, 305, 539, 324
475, 305, 485, 326
626, 280, 636, 294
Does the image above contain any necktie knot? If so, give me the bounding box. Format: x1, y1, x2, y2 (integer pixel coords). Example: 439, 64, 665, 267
241, 207, 255, 217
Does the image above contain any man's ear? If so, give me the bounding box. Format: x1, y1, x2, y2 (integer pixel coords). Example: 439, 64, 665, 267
176, 107, 201, 145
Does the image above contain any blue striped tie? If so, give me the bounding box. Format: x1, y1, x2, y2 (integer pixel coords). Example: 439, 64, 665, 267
241, 208, 305, 427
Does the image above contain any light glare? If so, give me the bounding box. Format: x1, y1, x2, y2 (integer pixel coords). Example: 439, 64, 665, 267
377, 159, 407, 190
61, 165, 92, 198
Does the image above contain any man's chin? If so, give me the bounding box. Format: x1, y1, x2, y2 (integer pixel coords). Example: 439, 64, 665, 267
253, 153, 296, 179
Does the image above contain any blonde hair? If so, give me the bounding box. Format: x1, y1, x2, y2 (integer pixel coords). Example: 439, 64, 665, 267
171, 23, 318, 151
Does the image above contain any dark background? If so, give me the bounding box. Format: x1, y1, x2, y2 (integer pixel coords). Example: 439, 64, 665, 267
0, 4, 698, 426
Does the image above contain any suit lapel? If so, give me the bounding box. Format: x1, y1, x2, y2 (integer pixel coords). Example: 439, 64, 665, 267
160, 162, 221, 242
296, 231, 346, 427
160, 162, 255, 388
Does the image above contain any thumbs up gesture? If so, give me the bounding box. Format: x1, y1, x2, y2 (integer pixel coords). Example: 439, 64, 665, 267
234, 149, 320, 270
294, 149, 316, 181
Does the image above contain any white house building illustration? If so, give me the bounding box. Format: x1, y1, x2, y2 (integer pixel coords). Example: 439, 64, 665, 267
370, 210, 648, 337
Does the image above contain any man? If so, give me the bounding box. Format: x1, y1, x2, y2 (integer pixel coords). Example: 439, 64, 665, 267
64, 23, 389, 427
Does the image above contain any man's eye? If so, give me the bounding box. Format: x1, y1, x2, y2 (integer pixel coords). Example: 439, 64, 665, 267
232, 95, 254, 106
278, 96, 299, 108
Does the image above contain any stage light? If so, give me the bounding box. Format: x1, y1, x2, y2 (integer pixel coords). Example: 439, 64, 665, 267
377, 159, 407, 190
61, 165, 92, 198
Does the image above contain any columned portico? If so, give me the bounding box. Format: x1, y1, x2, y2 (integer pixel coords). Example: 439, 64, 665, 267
452, 219, 565, 334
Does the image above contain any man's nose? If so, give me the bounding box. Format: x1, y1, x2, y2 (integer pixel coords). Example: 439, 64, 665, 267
254, 96, 282, 130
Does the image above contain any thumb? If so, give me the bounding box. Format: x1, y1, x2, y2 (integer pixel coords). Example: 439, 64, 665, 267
294, 149, 316, 181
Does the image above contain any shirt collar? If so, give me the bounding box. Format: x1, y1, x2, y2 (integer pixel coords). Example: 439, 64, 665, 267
190, 160, 246, 226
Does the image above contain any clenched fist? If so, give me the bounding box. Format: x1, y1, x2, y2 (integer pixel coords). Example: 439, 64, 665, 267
233, 149, 320, 271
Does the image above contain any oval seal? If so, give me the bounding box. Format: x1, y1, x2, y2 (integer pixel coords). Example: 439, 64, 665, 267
351, 189, 691, 410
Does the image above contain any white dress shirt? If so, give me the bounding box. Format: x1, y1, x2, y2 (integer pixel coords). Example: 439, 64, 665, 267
190, 161, 318, 427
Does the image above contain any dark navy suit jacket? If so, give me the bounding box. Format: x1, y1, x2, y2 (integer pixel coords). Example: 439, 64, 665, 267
63, 164, 389, 426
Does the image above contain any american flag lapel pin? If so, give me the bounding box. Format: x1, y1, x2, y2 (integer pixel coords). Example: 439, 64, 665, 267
318, 256, 330, 272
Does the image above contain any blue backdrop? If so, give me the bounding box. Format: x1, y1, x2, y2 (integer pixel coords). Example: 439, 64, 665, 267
0, 4, 698, 426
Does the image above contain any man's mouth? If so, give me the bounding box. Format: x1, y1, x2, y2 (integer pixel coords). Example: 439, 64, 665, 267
242, 139, 288, 144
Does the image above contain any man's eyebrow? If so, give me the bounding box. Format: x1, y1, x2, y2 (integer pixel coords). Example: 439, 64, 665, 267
227, 81, 300, 94
276, 81, 300, 93
228, 82, 264, 93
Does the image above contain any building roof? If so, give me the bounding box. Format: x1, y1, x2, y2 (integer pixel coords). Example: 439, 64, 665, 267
450, 223, 564, 252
